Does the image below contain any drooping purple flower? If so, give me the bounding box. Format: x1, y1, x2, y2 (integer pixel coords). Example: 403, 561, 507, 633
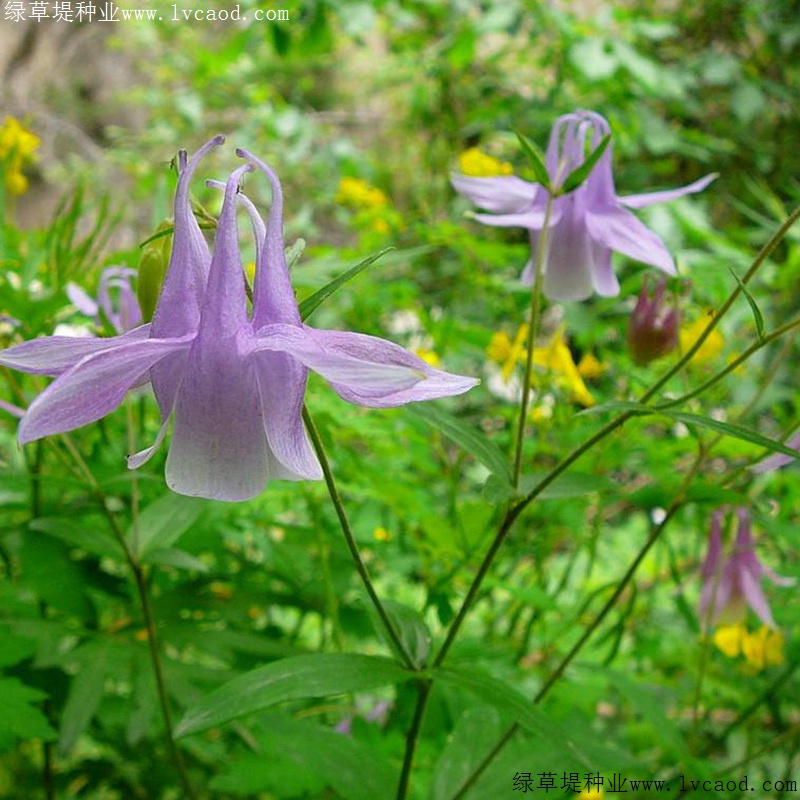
67, 266, 143, 334
698, 507, 794, 630
451, 110, 715, 301
627, 278, 681, 365
0, 139, 477, 501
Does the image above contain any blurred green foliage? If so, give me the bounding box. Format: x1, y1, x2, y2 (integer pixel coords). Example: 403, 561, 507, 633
1, 1, 799, 798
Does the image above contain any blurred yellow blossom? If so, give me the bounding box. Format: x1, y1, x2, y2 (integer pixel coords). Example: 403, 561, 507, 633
458, 147, 513, 178
413, 348, 441, 368
373, 527, 392, 542
577, 352, 606, 380
487, 325, 598, 406
0, 116, 40, 196
532, 328, 596, 407
487, 324, 528, 381
713, 623, 785, 670
679, 314, 724, 366
336, 177, 388, 210
712, 623, 746, 658
742, 626, 784, 670
579, 787, 604, 799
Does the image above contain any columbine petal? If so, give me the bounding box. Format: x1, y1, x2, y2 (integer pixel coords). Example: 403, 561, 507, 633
539, 206, 598, 302
751, 429, 800, 474
620, 174, 718, 209
18, 335, 192, 445
586, 206, 676, 275
254, 352, 322, 481
450, 174, 538, 214
255, 324, 477, 408
0, 325, 150, 376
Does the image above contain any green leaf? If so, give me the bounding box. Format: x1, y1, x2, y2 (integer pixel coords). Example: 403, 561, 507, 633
728, 266, 764, 338
299, 248, 392, 321
142, 548, 209, 572
0, 678, 56, 746
58, 643, 110, 754
368, 600, 431, 668
285, 237, 306, 270
521, 471, 617, 500
560, 134, 611, 195
29, 517, 120, 559
406, 404, 513, 486
515, 131, 552, 189
128, 493, 206, 558
210, 712, 395, 800
432, 665, 596, 768
175, 653, 413, 738
663, 411, 800, 459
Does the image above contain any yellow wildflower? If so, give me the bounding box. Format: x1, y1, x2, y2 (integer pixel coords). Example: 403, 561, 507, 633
487, 324, 528, 382
579, 787, 604, 799
335, 177, 388, 210
742, 626, 784, 670
373, 527, 392, 542
0, 116, 40, 196
679, 314, 724, 366
532, 328, 596, 407
413, 348, 441, 368
577, 352, 606, 380
712, 623, 746, 658
458, 147, 513, 178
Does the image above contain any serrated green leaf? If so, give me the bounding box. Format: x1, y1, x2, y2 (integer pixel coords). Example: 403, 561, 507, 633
728, 265, 764, 338
515, 131, 551, 189
406, 404, 513, 486
0, 678, 56, 745
299, 247, 392, 321
175, 653, 413, 738
560, 134, 611, 194
128, 493, 205, 557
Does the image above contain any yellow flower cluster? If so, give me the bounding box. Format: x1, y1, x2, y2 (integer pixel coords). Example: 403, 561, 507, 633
458, 147, 514, 178
335, 177, 388, 210
0, 116, 40, 196
679, 314, 724, 366
487, 325, 604, 407
713, 623, 785, 670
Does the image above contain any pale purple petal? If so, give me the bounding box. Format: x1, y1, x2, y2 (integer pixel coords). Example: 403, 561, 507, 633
590, 245, 620, 297
254, 352, 322, 480
541, 204, 597, 302
0, 325, 151, 376
18, 335, 192, 445
620, 174, 718, 209
450, 174, 538, 213
66, 283, 99, 317
254, 324, 478, 407
236, 149, 301, 328
586, 206, 676, 275
0, 398, 25, 418
150, 135, 224, 424
738, 566, 776, 628
472, 206, 554, 229
166, 341, 269, 501
751, 430, 800, 474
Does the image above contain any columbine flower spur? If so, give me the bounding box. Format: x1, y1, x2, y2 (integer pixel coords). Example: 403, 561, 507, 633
452, 110, 716, 301
0, 138, 477, 501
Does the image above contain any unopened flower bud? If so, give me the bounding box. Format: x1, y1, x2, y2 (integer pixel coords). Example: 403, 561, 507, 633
627, 279, 680, 365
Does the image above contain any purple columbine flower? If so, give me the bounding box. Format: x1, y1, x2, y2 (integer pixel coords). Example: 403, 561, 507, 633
698, 507, 794, 630
67, 266, 143, 334
751, 428, 800, 474
0, 138, 477, 501
451, 110, 715, 301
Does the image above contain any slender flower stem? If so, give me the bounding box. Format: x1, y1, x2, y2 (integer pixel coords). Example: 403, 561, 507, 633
395, 680, 432, 800
302, 406, 416, 670
512, 194, 555, 487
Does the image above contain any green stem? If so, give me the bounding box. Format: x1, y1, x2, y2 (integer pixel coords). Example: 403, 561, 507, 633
513, 194, 555, 487
395, 680, 433, 800
56, 435, 197, 799
302, 406, 416, 670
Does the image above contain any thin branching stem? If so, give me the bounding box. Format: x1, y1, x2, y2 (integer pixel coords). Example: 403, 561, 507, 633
513, 193, 555, 487
303, 406, 416, 670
